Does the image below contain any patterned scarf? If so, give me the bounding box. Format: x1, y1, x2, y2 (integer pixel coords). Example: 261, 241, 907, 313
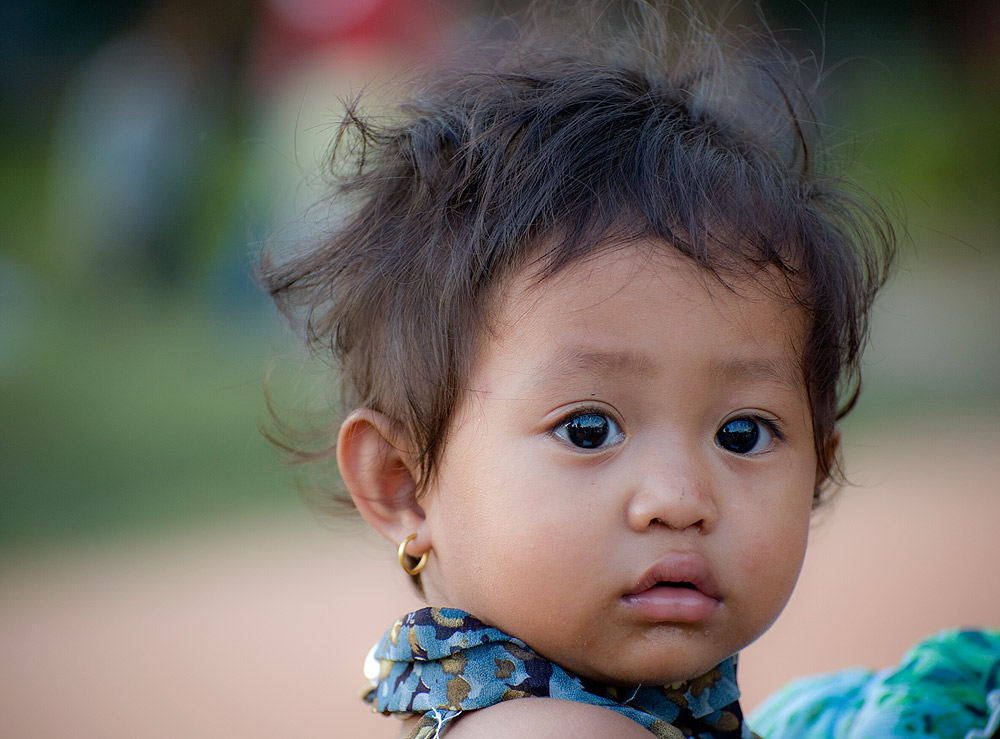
363, 607, 758, 739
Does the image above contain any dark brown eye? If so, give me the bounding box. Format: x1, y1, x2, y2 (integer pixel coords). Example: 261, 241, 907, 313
554, 412, 622, 449
716, 417, 771, 454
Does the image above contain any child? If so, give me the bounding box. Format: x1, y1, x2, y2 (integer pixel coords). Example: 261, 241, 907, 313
259, 3, 996, 737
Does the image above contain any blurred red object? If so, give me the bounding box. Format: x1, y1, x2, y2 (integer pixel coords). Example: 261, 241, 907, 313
253, 0, 454, 88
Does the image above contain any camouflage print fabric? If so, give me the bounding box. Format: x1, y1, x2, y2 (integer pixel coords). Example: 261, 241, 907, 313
750, 628, 1000, 739
363, 607, 759, 739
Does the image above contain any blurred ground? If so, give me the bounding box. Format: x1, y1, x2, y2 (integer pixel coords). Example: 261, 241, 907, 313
1, 414, 998, 739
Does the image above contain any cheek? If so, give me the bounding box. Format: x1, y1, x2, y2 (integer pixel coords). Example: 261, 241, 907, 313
736, 504, 810, 593
738, 532, 807, 584
429, 468, 532, 576
731, 532, 808, 645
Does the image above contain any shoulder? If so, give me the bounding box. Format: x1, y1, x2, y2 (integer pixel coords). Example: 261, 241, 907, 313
443, 698, 656, 738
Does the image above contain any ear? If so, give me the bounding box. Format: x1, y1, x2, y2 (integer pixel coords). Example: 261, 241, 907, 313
336, 408, 427, 547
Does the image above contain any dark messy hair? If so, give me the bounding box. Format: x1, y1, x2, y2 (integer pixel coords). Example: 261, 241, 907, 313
259, 2, 896, 509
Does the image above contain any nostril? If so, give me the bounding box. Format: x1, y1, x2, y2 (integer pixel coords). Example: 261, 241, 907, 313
649, 516, 706, 532
626, 490, 715, 533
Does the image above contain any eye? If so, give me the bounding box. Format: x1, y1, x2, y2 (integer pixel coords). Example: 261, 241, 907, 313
553, 411, 624, 450
715, 416, 777, 455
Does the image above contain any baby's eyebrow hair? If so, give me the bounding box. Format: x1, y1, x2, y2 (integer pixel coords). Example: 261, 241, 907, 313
517, 349, 805, 400
528, 350, 802, 390
708, 357, 804, 392
535, 349, 656, 380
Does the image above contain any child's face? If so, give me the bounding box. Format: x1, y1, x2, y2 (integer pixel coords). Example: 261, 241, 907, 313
417, 244, 817, 686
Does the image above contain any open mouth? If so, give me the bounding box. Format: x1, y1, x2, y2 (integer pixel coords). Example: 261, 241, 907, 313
627, 552, 722, 603
624, 554, 721, 622
654, 581, 698, 590
624, 574, 720, 622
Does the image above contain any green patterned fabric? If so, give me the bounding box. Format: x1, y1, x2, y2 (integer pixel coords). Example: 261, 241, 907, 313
750, 629, 1000, 738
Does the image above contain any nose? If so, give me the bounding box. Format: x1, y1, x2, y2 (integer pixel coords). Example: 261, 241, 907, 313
626, 457, 717, 533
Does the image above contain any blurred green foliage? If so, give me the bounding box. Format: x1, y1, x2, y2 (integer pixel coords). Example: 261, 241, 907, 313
0, 283, 301, 551
841, 56, 999, 230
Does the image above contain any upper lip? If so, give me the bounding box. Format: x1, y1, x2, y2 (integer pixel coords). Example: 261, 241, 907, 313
626, 552, 722, 600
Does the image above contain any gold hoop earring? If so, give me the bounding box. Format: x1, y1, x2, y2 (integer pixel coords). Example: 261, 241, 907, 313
397, 533, 429, 576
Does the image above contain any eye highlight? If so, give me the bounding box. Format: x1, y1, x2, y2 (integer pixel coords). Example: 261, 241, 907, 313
553, 411, 624, 450
715, 416, 780, 455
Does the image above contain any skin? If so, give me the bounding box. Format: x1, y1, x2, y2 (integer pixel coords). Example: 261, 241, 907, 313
339, 244, 824, 737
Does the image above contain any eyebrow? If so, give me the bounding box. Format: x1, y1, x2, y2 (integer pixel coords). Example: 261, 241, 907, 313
520, 348, 804, 399
708, 357, 804, 392
529, 349, 656, 387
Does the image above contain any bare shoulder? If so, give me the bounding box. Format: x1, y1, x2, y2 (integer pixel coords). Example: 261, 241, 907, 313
444, 698, 655, 738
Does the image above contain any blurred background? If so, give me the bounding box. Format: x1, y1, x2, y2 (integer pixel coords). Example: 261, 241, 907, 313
0, 1, 997, 737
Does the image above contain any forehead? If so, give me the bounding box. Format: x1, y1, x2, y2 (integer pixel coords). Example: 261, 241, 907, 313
480, 244, 809, 393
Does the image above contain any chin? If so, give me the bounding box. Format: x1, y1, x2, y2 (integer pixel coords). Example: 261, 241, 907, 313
580, 651, 730, 688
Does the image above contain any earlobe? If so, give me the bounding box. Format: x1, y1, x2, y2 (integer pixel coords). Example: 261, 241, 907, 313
336, 408, 426, 545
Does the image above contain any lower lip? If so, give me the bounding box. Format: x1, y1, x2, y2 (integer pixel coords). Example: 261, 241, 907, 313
622, 587, 720, 623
